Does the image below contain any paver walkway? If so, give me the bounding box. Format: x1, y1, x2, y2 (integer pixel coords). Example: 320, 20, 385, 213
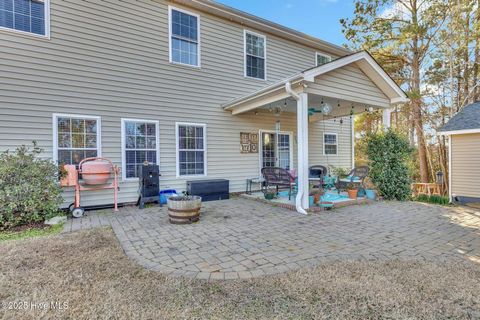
63, 198, 480, 280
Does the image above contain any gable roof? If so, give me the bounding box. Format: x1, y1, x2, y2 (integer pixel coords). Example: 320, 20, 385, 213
438, 102, 480, 135
171, 0, 352, 57
223, 51, 408, 112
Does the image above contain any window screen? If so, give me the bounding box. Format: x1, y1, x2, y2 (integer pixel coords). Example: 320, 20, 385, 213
124, 120, 158, 178
177, 124, 205, 176
56, 116, 99, 166
324, 133, 337, 155
171, 9, 199, 66
0, 0, 46, 35
245, 32, 265, 79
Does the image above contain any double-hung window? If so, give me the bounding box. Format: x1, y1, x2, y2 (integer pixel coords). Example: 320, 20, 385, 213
323, 133, 338, 155
245, 30, 266, 80
0, 0, 49, 36
316, 52, 331, 66
122, 119, 159, 180
169, 6, 200, 67
54, 114, 101, 166
176, 123, 206, 177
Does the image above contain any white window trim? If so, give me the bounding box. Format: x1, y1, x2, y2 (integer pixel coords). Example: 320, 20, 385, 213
258, 129, 294, 175
315, 52, 331, 66
175, 122, 207, 178
52, 113, 102, 164
0, 0, 51, 39
244, 29, 267, 81
168, 5, 201, 68
323, 132, 338, 156
121, 118, 160, 182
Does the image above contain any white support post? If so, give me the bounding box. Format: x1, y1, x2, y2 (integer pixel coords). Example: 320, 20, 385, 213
382, 108, 392, 128
296, 92, 309, 212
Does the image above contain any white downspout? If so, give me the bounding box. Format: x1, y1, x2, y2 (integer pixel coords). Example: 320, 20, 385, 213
286, 81, 308, 215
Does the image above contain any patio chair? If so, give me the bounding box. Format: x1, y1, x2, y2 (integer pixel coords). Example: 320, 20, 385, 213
261, 167, 295, 200
309, 165, 328, 188
335, 166, 369, 192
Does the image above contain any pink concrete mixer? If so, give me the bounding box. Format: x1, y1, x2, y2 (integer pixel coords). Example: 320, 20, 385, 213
60, 157, 120, 218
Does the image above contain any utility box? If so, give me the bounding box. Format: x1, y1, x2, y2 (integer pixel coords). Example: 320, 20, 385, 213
186, 179, 229, 202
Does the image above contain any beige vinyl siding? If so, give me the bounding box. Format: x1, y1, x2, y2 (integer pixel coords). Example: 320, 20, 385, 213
311, 64, 390, 108
309, 118, 353, 170
451, 133, 480, 198
0, 0, 350, 207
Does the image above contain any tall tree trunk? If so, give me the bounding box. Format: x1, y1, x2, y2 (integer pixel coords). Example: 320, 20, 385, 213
411, 0, 429, 183
473, 0, 480, 101
463, 2, 470, 105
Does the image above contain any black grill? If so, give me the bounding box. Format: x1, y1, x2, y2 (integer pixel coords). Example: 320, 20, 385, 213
137, 163, 160, 208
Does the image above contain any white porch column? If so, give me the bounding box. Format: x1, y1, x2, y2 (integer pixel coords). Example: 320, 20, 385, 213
296, 92, 309, 212
383, 108, 393, 128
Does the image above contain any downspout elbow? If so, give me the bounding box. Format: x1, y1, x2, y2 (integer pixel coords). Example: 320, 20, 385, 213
285, 81, 300, 101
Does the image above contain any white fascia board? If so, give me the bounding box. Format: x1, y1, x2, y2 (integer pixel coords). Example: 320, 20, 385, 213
438, 128, 480, 136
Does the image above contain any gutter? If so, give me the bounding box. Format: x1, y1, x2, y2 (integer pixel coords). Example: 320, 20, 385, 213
222, 74, 303, 109
285, 81, 308, 215
184, 0, 352, 57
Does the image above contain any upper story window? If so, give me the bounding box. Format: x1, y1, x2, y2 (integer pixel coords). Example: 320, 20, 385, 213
323, 133, 338, 155
245, 30, 266, 80
316, 52, 332, 66
169, 6, 200, 67
0, 0, 49, 36
53, 114, 101, 166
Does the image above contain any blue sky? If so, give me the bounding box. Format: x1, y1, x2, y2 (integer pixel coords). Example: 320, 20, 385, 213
216, 0, 355, 47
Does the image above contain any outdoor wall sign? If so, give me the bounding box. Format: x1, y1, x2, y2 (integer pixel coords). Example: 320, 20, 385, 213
240, 132, 259, 153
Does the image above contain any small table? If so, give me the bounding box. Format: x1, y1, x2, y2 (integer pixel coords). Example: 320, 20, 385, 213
246, 177, 266, 194
411, 183, 442, 197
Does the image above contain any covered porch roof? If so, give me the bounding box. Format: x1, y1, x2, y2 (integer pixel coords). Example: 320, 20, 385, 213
222, 51, 408, 116
222, 51, 407, 215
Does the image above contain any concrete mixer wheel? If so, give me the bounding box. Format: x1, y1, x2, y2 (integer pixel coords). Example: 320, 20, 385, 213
72, 207, 85, 218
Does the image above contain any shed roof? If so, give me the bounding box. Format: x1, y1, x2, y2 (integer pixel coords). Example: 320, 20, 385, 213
439, 102, 480, 135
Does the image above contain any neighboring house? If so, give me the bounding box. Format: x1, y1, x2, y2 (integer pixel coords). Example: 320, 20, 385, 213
439, 102, 480, 204
0, 0, 407, 213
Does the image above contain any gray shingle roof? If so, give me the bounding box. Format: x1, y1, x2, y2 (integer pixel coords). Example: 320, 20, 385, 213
439, 102, 480, 132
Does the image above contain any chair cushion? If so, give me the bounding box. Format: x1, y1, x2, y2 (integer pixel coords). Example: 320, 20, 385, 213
339, 176, 362, 183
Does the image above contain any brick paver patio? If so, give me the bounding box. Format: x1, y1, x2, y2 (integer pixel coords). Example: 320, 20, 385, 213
63, 198, 480, 280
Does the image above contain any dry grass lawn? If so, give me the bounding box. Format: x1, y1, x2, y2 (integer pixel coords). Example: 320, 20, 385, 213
1, 228, 479, 320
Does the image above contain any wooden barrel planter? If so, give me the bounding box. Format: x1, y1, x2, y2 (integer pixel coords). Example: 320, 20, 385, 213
167, 196, 202, 224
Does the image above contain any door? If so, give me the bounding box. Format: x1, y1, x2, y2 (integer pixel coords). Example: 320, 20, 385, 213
260, 131, 292, 170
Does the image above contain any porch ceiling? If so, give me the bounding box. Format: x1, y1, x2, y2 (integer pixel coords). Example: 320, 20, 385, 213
255, 96, 387, 121
222, 51, 408, 116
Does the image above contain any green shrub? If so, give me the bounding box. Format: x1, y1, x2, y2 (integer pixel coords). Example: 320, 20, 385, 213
415, 194, 450, 206
366, 129, 413, 201
0, 142, 63, 230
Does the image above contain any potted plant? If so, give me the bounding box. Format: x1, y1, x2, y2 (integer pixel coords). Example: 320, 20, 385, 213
167, 195, 202, 224
363, 177, 377, 200
346, 183, 359, 199
310, 187, 324, 205
264, 188, 276, 200
329, 166, 349, 179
